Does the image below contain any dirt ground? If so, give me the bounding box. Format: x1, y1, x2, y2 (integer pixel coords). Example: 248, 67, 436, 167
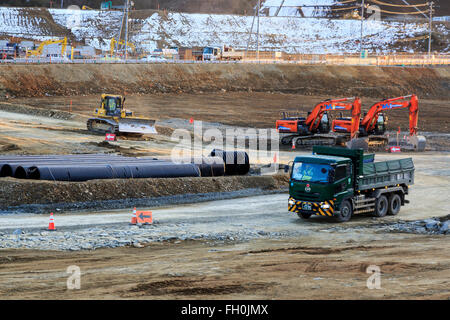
1, 235, 448, 299
10, 92, 450, 133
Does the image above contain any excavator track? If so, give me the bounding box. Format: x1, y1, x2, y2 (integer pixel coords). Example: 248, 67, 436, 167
293, 135, 338, 147
280, 135, 296, 145
281, 134, 350, 148
87, 118, 119, 135
368, 136, 389, 149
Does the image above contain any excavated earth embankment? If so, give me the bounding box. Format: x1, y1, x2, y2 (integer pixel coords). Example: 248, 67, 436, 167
0, 175, 289, 212
0, 64, 449, 99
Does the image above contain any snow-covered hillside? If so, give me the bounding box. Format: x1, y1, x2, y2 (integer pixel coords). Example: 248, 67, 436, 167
0, 7, 447, 54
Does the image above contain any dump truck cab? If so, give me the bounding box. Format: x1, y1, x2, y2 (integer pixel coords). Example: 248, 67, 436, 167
288, 146, 414, 222
288, 154, 352, 218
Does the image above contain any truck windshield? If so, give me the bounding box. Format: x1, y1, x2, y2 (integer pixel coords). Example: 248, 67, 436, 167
291, 162, 331, 183
203, 47, 213, 54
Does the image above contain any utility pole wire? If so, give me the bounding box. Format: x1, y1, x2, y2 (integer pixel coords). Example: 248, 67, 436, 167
400, 0, 429, 18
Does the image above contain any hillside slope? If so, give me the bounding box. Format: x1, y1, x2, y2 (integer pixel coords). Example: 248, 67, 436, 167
0, 1, 448, 16
0, 7, 448, 53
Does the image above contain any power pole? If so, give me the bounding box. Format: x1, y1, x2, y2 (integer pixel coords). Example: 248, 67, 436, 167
246, 8, 256, 56
61, 0, 63, 8
360, 0, 365, 57
428, 1, 433, 59
256, 0, 260, 61
125, 0, 129, 62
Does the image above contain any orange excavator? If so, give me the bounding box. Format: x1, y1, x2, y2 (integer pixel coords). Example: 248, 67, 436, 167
276, 97, 361, 147
332, 94, 426, 151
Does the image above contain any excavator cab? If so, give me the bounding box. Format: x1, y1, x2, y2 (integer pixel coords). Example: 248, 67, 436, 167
374, 113, 387, 135
319, 112, 330, 133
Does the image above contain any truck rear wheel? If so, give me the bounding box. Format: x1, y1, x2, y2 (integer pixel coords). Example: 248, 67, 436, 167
374, 195, 388, 217
298, 212, 312, 219
388, 193, 401, 215
335, 200, 352, 222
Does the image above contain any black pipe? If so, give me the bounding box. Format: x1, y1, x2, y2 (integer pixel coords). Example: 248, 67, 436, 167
209, 149, 250, 176
3, 157, 225, 179
158, 156, 226, 177
20, 162, 200, 181
1, 159, 165, 178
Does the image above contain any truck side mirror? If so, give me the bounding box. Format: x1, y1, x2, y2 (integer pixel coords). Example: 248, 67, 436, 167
328, 168, 335, 182
284, 165, 290, 173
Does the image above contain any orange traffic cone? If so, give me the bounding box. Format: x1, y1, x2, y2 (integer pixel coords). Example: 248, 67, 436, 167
130, 207, 137, 225
291, 139, 296, 150
48, 212, 56, 231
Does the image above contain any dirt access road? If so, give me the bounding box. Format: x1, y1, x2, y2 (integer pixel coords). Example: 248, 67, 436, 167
0, 151, 449, 299
0, 206, 448, 299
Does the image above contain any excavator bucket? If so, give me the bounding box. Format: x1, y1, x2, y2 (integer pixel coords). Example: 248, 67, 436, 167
118, 118, 157, 134
409, 135, 426, 151
346, 137, 369, 151
387, 134, 426, 152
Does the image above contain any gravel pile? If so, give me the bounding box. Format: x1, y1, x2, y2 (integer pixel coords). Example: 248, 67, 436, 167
372, 215, 450, 235
0, 223, 291, 251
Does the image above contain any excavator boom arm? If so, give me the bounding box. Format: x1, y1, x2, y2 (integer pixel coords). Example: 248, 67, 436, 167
306, 97, 361, 138
361, 94, 418, 135
27, 38, 67, 57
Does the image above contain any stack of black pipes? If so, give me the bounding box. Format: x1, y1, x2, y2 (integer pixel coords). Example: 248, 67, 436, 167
0, 150, 249, 182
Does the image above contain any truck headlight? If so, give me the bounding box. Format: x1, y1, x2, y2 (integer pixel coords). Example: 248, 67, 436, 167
288, 199, 295, 205
321, 203, 330, 209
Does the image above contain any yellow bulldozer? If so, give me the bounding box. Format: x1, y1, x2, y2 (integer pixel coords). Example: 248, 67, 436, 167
87, 94, 157, 135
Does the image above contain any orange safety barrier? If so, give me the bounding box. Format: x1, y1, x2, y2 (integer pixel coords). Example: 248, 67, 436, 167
136, 211, 153, 225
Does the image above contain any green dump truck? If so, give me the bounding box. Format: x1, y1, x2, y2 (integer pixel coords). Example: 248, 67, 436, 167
287, 146, 414, 222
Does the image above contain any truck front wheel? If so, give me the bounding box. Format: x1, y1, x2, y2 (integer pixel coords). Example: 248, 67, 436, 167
388, 193, 401, 215
298, 212, 312, 219
335, 200, 352, 222
374, 195, 388, 217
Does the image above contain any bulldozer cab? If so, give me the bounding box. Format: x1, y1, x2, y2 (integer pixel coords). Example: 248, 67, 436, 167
102, 95, 123, 116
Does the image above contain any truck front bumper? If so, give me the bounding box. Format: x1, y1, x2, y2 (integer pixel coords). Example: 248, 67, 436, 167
288, 197, 335, 217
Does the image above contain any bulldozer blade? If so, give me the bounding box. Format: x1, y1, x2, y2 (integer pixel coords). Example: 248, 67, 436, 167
118, 119, 157, 134
346, 138, 368, 151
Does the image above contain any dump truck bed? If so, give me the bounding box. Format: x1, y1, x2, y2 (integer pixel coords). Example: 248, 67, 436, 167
357, 158, 414, 191
312, 146, 415, 192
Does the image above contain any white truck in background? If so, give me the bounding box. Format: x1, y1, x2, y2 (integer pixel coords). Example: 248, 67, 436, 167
202, 45, 243, 61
